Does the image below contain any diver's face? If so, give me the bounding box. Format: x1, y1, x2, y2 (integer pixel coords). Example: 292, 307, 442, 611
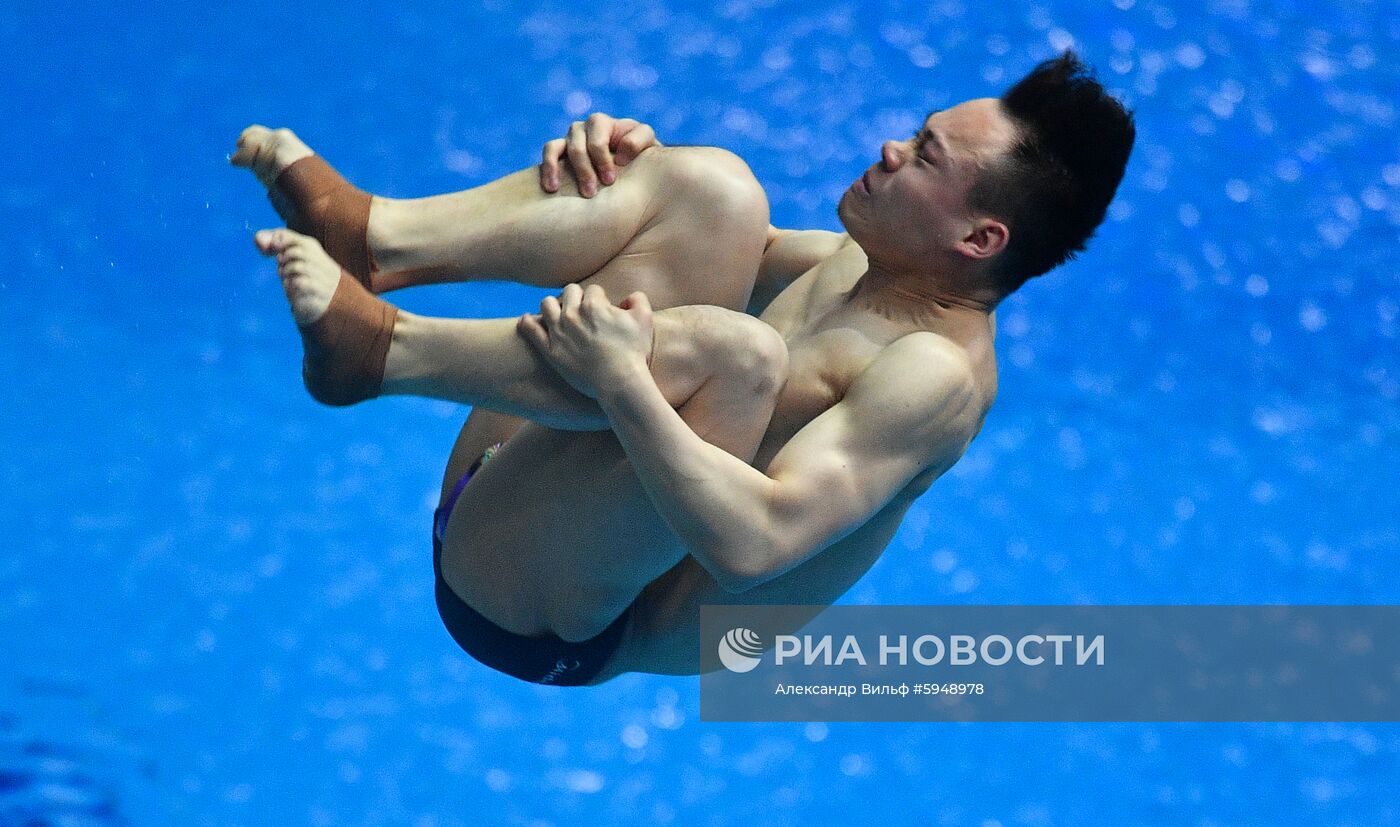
839, 98, 1019, 266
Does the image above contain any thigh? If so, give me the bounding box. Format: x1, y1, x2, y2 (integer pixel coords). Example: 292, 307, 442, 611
438, 306, 786, 643
576, 146, 770, 313
438, 425, 681, 642
439, 148, 771, 497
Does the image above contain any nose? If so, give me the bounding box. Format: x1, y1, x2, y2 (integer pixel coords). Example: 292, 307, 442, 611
880, 139, 907, 172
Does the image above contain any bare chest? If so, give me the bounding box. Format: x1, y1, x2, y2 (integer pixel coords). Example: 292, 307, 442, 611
752, 250, 884, 465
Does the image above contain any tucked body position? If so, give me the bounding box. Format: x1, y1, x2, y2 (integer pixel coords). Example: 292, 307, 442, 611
232, 53, 1134, 686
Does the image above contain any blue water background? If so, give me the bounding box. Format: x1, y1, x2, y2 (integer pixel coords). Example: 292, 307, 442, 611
2, 0, 1398, 824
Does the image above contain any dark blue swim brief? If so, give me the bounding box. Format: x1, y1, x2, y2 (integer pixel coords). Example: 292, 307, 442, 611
431, 445, 632, 686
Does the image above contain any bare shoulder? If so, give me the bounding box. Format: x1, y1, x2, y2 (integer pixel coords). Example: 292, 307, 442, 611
843, 333, 985, 461
752, 230, 853, 312
851, 332, 976, 402
766, 228, 850, 261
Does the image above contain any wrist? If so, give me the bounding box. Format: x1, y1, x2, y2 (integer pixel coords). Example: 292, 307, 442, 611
594, 358, 656, 408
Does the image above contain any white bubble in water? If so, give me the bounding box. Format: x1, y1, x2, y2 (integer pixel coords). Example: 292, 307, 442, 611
1382, 163, 1400, 187
1178, 203, 1201, 227
1225, 179, 1251, 202
1245, 274, 1269, 297
1299, 302, 1328, 332
1301, 52, 1338, 81
840, 754, 871, 776
1048, 28, 1075, 51
909, 44, 939, 68
1348, 44, 1376, 70
880, 22, 919, 48
1175, 42, 1206, 69
560, 769, 604, 793
443, 149, 482, 175
1276, 159, 1302, 182
1334, 196, 1361, 222
564, 91, 592, 117
763, 46, 792, 71
485, 768, 511, 792
1302, 778, 1336, 803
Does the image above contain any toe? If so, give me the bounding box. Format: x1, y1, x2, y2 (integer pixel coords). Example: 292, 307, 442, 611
231, 125, 270, 167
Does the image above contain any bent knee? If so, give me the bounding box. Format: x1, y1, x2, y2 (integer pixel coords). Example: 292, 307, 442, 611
700, 310, 789, 397
647, 146, 769, 234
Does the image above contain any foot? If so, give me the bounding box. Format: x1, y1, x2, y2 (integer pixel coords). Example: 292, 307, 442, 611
234, 126, 378, 290
255, 228, 337, 325
255, 228, 397, 406
230, 125, 315, 207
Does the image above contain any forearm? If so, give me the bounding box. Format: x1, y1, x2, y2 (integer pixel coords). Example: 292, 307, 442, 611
381, 313, 609, 430
596, 368, 780, 590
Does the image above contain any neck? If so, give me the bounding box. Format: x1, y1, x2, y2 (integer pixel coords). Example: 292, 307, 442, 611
848, 260, 999, 317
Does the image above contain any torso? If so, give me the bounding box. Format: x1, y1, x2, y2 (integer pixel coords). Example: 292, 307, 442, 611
733, 235, 998, 604
754, 235, 997, 470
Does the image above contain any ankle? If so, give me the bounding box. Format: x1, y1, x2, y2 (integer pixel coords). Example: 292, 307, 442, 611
365, 196, 413, 279
379, 310, 425, 394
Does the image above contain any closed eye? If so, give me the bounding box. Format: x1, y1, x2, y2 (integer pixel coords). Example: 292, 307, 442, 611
912, 132, 936, 166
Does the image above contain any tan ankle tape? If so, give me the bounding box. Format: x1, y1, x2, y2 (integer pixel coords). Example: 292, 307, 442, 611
301, 270, 397, 407
276, 156, 377, 290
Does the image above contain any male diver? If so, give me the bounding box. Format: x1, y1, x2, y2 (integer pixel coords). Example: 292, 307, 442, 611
232, 53, 1134, 686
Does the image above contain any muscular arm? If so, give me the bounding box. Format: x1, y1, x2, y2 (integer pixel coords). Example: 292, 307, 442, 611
594, 333, 981, 592
748, 228, 847, 315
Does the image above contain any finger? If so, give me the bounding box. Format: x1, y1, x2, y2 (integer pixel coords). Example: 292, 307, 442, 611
517, 314, 550, 351
624, 291, 653, 317
539, 295, 561, 327
581, 283, 608, 311
585, 113, 618, 186
609, 118, 640, 150
560, 283, 584, 314
540, 138, 566, 193
566, 122, 597, 197
615, 124, 657, 166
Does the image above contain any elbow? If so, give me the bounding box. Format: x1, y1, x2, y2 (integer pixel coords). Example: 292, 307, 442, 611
703, 550, 762, 594
705, 536, 790, 595
714, 570, 757, 595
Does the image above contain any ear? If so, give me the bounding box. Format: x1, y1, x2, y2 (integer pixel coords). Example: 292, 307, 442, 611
956, 219, 1009, 260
